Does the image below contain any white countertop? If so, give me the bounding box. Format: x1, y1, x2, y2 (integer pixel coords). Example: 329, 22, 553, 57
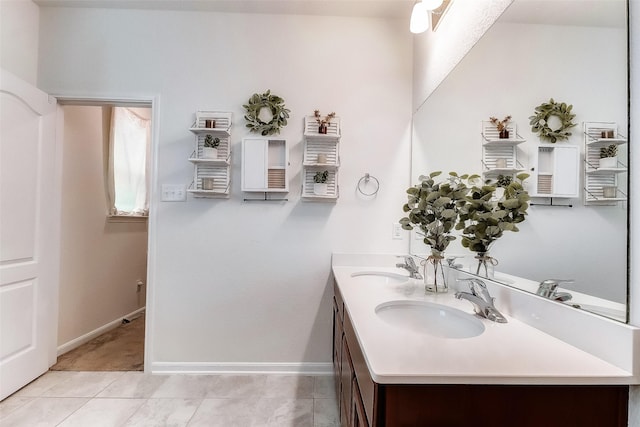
332, 261, 636, 385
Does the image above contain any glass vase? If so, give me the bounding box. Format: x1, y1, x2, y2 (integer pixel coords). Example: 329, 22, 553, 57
423, 253, 447, 293
473, 252, 497, 279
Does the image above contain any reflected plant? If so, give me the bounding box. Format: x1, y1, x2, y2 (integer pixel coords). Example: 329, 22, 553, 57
495, 174, 512, 188
456, 173, 530, 253
600, 144, 618, 159
399, 171, 471, 256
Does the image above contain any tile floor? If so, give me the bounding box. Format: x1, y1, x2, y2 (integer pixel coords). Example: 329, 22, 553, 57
0, 371, 339, 427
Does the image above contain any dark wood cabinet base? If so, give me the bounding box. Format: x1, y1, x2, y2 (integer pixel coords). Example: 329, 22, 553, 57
382, 383, 628, 427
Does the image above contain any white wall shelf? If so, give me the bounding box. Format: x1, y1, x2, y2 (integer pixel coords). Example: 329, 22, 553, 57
187, 111, 232, 198
301, 167, 339, 201
481, 121, 525, 180
188, 155, 230, 165
583, 121, 628, 205
302, 116, 341, 202
241, 138, 289, 193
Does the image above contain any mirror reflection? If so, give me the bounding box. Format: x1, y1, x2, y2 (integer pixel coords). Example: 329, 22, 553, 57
410, 0, 628, 322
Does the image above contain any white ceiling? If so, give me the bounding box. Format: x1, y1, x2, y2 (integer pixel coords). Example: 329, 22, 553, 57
33, 0, 627, 28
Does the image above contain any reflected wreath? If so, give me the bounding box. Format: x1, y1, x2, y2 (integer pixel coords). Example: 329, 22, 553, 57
529, 98, 576, 143
243, 90, 290, 136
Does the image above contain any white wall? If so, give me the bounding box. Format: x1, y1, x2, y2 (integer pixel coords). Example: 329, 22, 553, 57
0, 0, 39, 84
58, 105, 148, 347
412, 22, 627, 303
38, 8, 412, 369
412, 0, 512, 111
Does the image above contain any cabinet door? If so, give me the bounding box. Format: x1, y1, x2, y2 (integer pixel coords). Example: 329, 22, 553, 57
552, 145, 579, 197
242, 138, 268, 191
340, 336, 353, 426
333, 300, 343, 404
351, 378, 369, 427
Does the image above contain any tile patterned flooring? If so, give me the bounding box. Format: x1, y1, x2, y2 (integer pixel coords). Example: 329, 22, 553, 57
0, 371, 339, 427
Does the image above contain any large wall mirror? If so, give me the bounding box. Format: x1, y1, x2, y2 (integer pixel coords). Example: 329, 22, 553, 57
410, 0, 629, 322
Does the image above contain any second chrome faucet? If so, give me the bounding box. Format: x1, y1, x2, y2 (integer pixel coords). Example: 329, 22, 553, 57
455, 278, 508, 323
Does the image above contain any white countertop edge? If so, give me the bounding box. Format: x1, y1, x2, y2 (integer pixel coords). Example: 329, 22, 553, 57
332, 260, 640, 386
368, 374, 635, 385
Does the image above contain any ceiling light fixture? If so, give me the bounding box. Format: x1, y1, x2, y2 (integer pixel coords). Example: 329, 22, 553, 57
410, 0, 444, 34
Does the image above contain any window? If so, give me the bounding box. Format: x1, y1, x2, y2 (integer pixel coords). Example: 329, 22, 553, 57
107, 107, 151, 218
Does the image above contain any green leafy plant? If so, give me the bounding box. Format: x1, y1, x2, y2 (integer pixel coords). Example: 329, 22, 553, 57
204, 135, 220, 148
400, 171, 471, 255
600, 144, 618, 158
456, 173, 530, 254
314, 170, 329, 183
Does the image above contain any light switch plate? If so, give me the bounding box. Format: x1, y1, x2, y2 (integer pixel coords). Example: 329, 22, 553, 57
392, 223, 403, 240
161, 184, 187, 201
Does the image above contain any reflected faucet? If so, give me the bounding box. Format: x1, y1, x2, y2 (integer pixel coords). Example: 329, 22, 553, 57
396, 256, 423, 280
536, 279, 575, 302
455, 278, 508, 323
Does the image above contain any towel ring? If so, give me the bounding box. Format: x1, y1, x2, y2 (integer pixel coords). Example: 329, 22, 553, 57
357, 173, 379, 196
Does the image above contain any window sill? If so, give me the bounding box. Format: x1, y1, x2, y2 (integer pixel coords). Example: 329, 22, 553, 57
107, 215, 148, 223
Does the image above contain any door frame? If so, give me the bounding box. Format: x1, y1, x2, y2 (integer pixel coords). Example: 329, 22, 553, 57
55, 94, 160, 372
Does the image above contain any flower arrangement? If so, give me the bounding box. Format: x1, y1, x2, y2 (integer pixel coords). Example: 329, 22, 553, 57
314, 110, 336, 126
400, 171, 470, 256
489, 115, 512, 132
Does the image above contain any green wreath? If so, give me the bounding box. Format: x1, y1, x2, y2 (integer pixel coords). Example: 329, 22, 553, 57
243, 90, 290, 136
529, 98, 576, 143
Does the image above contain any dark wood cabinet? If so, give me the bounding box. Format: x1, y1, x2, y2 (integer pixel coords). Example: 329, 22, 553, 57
332, 282, 629, 427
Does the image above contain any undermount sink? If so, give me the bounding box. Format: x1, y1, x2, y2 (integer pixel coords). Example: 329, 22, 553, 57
375, 300, 486, 339
350, 271, 410, 285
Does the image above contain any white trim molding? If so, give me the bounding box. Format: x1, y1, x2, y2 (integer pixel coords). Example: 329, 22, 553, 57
150, 362, 333, 376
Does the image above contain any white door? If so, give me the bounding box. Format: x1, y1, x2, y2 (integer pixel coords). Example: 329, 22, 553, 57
0, 69, 60, 400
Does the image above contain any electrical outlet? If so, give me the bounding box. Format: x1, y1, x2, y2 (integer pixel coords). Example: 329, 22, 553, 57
392, 223, 403, 240
161, 184, 187, 201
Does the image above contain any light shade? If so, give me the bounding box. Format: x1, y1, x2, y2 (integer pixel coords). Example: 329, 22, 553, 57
409, 1, 429, 34
422, 0, 444, 10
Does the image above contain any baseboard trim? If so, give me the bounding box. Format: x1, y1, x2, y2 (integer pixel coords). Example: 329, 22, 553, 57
150, 362, 333, 375
57, 307, 146, 356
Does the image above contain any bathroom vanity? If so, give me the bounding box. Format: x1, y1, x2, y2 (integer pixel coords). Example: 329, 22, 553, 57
332, 254, 637, 427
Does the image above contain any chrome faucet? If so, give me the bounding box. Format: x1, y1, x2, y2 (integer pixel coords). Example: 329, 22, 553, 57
455, 278, 508, 323
396, 256, 423, 280
536, 279, 575, 302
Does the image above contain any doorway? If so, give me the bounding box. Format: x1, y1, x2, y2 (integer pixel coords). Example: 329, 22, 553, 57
51, 103, 152, 371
